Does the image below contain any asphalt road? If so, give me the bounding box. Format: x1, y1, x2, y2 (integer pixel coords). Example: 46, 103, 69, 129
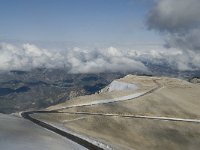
0, 114, 87, 150
21, 111, 104, 150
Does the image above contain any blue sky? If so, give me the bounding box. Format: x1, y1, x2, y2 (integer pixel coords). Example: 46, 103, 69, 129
0, 0, 162, 44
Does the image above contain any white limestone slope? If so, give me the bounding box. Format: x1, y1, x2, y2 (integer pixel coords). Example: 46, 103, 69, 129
106, 80, 138, 92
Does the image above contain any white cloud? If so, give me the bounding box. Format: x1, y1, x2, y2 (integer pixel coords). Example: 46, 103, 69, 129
1, 42, 200, 73
66, 46, 148, 73
147, 0, 200, 52
145, 0, 200, 71
0, 43, 148, 73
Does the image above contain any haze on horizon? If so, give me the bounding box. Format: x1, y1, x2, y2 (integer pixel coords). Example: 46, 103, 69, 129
0, 0, 200, 73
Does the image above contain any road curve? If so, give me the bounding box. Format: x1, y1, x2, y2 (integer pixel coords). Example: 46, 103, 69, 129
21, 111, 104, 150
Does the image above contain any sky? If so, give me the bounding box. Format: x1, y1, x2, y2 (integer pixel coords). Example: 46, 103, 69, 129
0, 0, 200, 73
0, 0, 161, 44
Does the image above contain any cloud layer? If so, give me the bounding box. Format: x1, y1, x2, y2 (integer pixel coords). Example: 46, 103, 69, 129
0, 42, 200, 73
0, 43, 148, 73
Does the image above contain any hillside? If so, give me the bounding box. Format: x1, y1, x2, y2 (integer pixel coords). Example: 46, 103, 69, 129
31, 75, 200, 150
0, 69, 124, 113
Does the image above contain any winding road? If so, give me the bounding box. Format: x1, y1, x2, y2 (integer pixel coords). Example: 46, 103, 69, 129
21, 81, 200, 150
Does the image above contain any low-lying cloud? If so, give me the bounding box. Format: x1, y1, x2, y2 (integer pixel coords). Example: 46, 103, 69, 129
0, 43, 148, 73
0, 42, 200, 73
0, 43, 66, 71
